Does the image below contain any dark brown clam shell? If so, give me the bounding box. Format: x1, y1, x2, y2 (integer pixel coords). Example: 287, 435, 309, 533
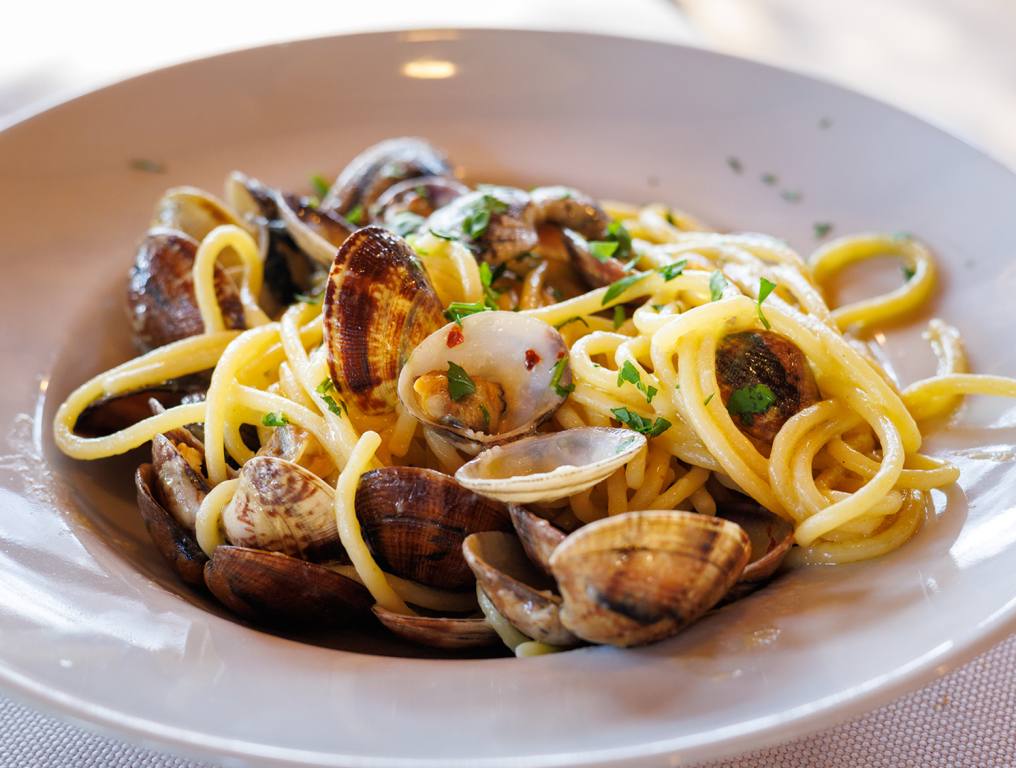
718, 500, 795, 600
324, 226, 444, 414
530, 186, 609, 240
371, 175, 470, 229
126, 228, 245, 351
424, 187, 538, 264
73, 376, 207, 437
372, 606, 498, 649
205, 546, 371, 626
463, 531, 578, 646
321, 137, 452, 217
508, 505, 565, 577
356, 467, 512, 589
135, 464, 208, 588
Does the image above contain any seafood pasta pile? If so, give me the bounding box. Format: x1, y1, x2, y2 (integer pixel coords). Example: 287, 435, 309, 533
53, 138, 1016, 654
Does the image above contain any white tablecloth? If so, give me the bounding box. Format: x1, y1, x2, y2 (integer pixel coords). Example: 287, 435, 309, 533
2, 1, 1014, 765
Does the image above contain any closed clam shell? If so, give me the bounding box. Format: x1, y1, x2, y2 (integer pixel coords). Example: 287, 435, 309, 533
321, 137, 453, 217
549, 510, 751, 647
205, 545, 371, 627
127, 228, 245, 351
221, 456, 345, 562
371, 606, 498, 650
355, 467, 511, 589
397, 311, 571, 451
463, 531, 578, 646
324, 226, 444, 415
135, 464, 208, 588
508, 505, 566, 576
455, 427, 646, 504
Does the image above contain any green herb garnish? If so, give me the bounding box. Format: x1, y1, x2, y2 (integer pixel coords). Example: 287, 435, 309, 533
555, 316, 590, 331
616, 361, 657, 403
604, 221, 633, 261
757, 277, 777, 330
479, 404, 491, 430
261, 412, 289, 427
550, 356, 574, 397
781, 190, 802, 203
430, 227, 458, 240
602, 272, 648, 306
390, 211, 425, 237
613, 305, 626, 330
902, 265, 917, 282
446, 361, 476, 402
462, 194, 509, 240
610, 407, 671, 438
310, 173, 330, 199
479, 262, 501, 308
703, 393, 715, 406
658, 259, 687, 282
709, 270, 727, 302
727, 156, 743, 174
589, 240, 620, 262
814, 222, 834, 239
727, 383, 776, 424
346, 204, 365, 226
444, 301, 491, 325
761, 173, 778, 186
315, 377, 345, 418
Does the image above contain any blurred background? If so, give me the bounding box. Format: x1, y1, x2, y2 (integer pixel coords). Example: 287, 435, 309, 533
3, 0, 1015, 166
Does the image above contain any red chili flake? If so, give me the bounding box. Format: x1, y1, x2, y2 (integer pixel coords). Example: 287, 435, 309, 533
524, 349, 541, 370
446, 327, 464, 348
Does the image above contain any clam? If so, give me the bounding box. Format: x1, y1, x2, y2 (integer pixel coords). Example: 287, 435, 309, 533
257, 424, 336, 482
371, 175, 470, 236
463, 531, 579, 646
275, 192, 355, 267
151, 432, 209, 531
321, 137, 453, 217
152, 186, 250, 241
135, 464, 208, 588
205, 546, 371, 626
718, 499, 794, 598
324, 226, 444, 414
397, 311, 570, 451
455, 427, 646, 504
424, 187, 538, 264
549, 510, 750, 647
530, 186, 609, 240
715, 331, 820, 444
220, 456, 345, 562
371, 606, 498, 650
561, 228, 627, 289
73, 375, 207, 437
508, 504, 565, 576
355, 467, 511, 589
127, 228, 245, 351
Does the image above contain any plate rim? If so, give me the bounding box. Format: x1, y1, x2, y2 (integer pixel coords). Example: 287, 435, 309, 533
2, 26, 1015, 768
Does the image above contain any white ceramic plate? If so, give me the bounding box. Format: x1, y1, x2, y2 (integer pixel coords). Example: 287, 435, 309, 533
1, 29, 1015, 768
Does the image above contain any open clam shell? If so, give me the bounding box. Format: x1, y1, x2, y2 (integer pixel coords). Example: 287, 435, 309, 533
324, 226, 445, 415
508, 505, 566, 576
127, 228, 245, 351
73, 376, 207, 437
321, 137, 453, 217
371, 606, 498, 650
221, 456, 345, 562
151, 186, 251, 241
397, 311, 570, 451
455, 427, 646, 504
275, 192, 355, 267
205, 546, 371, 626
423, 187, 537, 264
530, 186, 609, 240
151, 432, 208, 531
257, 424, 336, 482
549, 510, 751, 647
371, 175, 469, 234
463, 531, 579, 646
135, 464, 208, 588
718, 500, 794, 598
355, 467, 511, 589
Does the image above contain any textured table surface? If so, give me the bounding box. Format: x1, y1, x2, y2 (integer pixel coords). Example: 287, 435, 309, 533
2, 1, 1015, 765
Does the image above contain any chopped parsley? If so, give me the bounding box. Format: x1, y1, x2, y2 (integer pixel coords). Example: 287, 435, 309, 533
613, 305, 626, 330
658, 259, 687, 282
727, 383, 776, 424
602, 272, 648, 306
446, 361, 476, 401
390, 211, 424, 237
589, 240, 620, 262
554, 316, 590, 331
479, 403, 491, 430
709, 270, 727, 302
462, 194, 509, 240
444, 301, 490, 325
727, 156, 743, 174
902, 265, 917, 282
550, 356, 574, 397
813, 222, 834, 239
610, 407, 671, 438
616, 360, 657, 403
479, 262, 502, 308
315, 377, 346, 418
761, 173, 778, 186
603, 221, 633, 261
310, 173, 330, 199
346, 204, 365, 226
129, 158, 165, 173
261, 412, 289, 427
757, 277, 777, 330
703, 393, 715, 406
781, 190, 802, 203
